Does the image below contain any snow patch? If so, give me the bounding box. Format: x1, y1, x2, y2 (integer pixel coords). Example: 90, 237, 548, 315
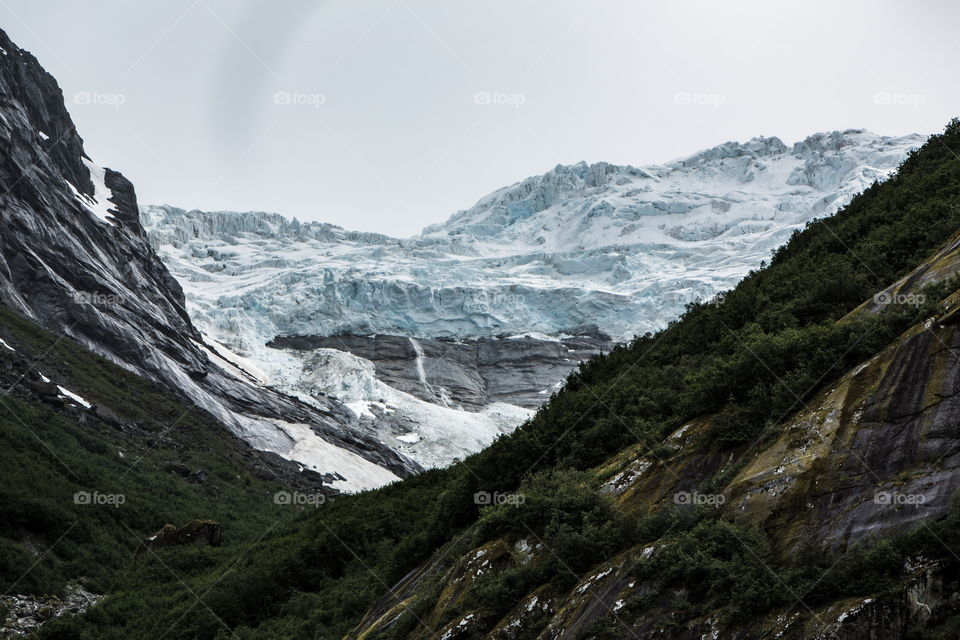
345, 401, 376, 419
57, 385, 92, 409
69, 158, 118, 225
264, 418, 399, 492
280, 347, 532, 468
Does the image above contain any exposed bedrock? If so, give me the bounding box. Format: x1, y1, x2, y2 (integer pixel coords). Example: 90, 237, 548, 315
269, 330, 612, 410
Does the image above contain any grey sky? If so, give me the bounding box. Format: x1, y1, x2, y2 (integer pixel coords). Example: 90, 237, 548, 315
1, 1, 957, 236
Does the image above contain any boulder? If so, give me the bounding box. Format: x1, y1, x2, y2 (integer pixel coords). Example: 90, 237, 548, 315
135, 520, 224, 558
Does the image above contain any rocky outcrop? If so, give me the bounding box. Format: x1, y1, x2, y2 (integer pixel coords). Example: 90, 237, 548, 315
269, 330, 611, 410
724, 233, 960, 553
135, 520, 224, 558
347, 537, 960, 639
0, 583, 101, 638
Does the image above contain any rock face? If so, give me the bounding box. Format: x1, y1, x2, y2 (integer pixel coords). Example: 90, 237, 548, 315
0, 28, 414, 491
136, 520, 225, 558
724, 230, 960, 553
269, 331, 611, 410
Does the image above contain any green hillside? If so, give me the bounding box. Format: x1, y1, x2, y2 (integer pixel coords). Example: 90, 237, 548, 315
14, 119, 960, 638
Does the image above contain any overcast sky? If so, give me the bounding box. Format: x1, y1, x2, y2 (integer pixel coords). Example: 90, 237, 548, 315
1, 1, 957, 236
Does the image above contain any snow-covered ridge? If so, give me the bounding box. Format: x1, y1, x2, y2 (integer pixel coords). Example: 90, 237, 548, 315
424, 129, 921, 252
141, 208, 397, 248
144, 128, 924, 344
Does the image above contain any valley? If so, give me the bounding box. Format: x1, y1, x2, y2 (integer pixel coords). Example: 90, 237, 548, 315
0, 11, 958, 639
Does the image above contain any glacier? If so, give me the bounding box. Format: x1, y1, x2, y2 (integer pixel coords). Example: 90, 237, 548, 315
142, 128, 924, 474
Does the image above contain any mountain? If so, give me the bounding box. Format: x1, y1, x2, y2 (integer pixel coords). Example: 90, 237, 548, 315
146, 130, 922, 343
5, 18, 960, 640
0, 28, 413, 491
56, 119, 960, 639
141, 130, 922, 471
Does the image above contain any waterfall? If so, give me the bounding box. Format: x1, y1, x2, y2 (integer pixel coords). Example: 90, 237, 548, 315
408, 337, 451, 407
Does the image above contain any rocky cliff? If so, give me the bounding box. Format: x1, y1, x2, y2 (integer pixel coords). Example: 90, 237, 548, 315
268, 331, 611, 410
0, 28, 414, 490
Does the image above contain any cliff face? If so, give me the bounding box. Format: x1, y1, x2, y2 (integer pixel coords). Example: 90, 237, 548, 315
268, 332, 611, 410
0, 29, 196, 365
0, 29, 416, 488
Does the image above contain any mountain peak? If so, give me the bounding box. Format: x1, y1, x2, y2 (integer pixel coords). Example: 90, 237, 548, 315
423, 130, 923, 245
669, 134, 789, 169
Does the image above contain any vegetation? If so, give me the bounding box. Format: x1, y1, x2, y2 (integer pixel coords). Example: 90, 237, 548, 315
2, 119, 958, 638
0, 304, 304, 605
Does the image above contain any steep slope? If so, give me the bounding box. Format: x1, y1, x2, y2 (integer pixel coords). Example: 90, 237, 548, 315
334, 121, 960, 638
57, 120, 960, 640
141, 130, 921, 471
0, 304, 327, 636
0, 28, 413, 490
